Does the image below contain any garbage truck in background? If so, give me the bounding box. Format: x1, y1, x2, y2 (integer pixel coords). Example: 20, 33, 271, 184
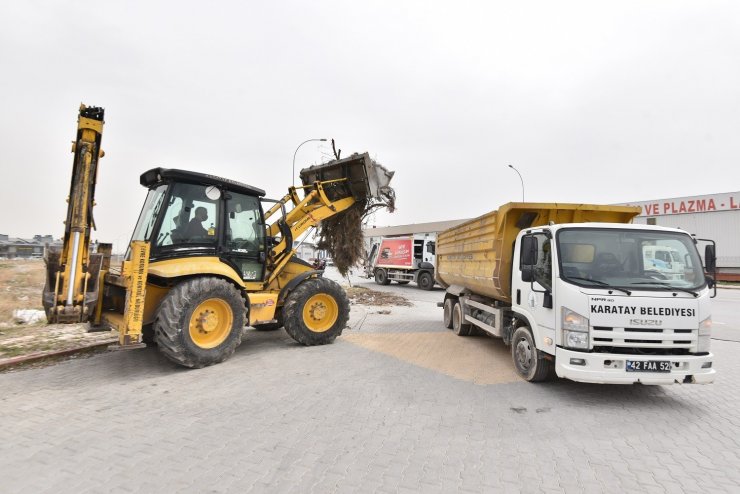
365, 234, 436, 290
436, 202, 717, 384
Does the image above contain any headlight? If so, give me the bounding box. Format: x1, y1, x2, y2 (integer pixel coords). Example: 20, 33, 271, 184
562, 307, 589, 349
698, 316, 712, 352
562, 307, 589, 332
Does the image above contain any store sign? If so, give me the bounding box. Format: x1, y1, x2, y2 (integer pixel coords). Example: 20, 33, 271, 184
626, 192, 740, 217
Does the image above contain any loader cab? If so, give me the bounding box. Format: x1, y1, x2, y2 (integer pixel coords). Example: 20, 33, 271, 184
130, 168, 267, 282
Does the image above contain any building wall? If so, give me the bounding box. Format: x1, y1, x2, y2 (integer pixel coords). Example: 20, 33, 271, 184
623, 191, 740, 281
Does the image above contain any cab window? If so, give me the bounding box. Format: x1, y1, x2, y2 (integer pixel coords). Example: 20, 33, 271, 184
156, 183, 219, 246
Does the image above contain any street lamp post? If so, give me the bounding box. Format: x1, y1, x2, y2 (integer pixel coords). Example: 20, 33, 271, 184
508, 164, 525, 202
293, 138, 328, 186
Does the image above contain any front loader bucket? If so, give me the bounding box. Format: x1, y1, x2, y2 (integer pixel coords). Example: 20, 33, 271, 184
299, 152, 395, 205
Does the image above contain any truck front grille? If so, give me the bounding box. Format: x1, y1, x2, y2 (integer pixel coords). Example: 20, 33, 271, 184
591, 326, 696, 355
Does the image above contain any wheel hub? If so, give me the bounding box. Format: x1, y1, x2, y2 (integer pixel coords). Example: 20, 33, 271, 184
516, 339, 532, 369
309, 302, 328, 321
195, 310, 219, 333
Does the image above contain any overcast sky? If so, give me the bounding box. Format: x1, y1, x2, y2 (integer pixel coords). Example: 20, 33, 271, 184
1, 1, 739, 251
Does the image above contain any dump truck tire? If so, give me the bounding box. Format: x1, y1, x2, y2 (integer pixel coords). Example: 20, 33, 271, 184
417, 271, 434, 290
511, 325, 551, 382
452, 301, 471, 336
443, 298, 454, 329
375, 268, 391, 285
154, 277, 245, 368
253, 310, 284, 331
283, 278, 349, 346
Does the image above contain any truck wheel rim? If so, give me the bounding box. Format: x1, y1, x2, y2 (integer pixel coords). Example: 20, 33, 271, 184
303, 294, 339, 333
515, 337, 533, 371
189, 298, 233, 349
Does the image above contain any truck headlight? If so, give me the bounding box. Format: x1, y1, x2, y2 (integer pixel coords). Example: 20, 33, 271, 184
562, 307, 589, 349
698, 316, 711, 352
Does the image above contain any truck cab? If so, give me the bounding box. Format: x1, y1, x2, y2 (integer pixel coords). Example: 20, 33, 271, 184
512, 223, 715, 384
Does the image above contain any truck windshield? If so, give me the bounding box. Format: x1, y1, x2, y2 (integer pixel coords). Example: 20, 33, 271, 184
556, 228, 706, 291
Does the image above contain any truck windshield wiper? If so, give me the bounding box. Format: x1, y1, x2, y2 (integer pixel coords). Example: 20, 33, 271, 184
630, 281, 698, 298
566, 277, 632, 295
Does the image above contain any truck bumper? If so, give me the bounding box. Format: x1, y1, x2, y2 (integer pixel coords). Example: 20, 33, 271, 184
555, 348, 716, 385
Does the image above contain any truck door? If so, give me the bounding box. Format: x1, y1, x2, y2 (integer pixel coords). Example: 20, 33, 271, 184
514, 232, 556, 342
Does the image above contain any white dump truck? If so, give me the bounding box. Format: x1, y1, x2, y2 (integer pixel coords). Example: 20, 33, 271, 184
436, 203, 717, 384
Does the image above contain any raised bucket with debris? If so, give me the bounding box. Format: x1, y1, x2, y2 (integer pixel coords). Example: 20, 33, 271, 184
299, 152, 396, 275
299, 152, 395, 207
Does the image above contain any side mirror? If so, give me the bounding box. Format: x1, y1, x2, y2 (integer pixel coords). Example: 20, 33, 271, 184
705, 276, 715, 289
520, 235, 538, 266
705, 245, 716, 272
543, 291, 553, 309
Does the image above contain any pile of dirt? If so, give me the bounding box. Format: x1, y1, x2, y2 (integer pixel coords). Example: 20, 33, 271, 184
345, 286, 412, 307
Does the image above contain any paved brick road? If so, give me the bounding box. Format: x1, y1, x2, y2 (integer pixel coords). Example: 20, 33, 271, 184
1, 277, 739, 493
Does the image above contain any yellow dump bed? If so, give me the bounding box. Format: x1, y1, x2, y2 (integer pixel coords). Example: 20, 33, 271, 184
435, 203, 641, 303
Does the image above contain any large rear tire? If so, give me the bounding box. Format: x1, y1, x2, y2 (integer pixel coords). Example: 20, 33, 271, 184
443, 298, 454, 329
511, 325, 551, 382
154, 277, 246, 368
417, 271, 434, 291
452, 301, 471, 336
283, 278, 349, 345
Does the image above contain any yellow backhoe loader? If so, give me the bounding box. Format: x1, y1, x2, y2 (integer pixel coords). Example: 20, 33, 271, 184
43, 104, 395, 368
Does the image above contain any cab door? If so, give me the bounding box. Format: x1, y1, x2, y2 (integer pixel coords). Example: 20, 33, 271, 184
223, 191, 266, 282
513, 231, 556, 345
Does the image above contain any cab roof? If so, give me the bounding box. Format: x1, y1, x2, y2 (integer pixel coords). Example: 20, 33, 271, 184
140, 167, 266, 197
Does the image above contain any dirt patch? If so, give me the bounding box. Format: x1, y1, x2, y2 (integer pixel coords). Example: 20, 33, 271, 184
0, 259, 45, 326
345, 286, 412, 307
342, 331, 520, 385
0, 259, 117, 366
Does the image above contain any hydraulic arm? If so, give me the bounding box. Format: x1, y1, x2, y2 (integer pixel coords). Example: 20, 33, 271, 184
43, 104, 108, 324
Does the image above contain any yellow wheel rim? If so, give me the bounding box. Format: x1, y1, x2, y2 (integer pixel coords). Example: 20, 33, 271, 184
302, 293, 339, 333
189, 298, 234, 349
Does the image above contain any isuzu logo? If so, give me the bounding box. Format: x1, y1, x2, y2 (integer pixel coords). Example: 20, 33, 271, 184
629, 319, 663, 326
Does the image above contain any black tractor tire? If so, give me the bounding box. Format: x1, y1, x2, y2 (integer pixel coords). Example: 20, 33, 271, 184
283, 278, 349, 346
417, 271, 434, 291
452, 301, 472, 336
253, 309, 284, 331
443, 298, 454, 329
153, 277, 246, 368
511, 325, 551, 382
375, 268, 391, 285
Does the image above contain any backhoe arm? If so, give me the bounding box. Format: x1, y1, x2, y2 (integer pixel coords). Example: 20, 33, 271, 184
43, 104, 107, 324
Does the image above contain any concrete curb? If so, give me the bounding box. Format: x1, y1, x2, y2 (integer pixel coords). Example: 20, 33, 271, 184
0, 340, 114, 372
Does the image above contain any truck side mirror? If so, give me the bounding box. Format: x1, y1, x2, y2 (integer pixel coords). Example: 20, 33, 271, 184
520, 235, 538, 266
705, 245, 716, 272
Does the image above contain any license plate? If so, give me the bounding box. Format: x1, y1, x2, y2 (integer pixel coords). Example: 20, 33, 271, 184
626, 360, 672, 372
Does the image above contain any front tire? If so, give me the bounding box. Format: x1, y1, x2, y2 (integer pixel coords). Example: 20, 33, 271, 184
511, 325, 551, 382
154, 277, 246, 368
283, 278, 349, 345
